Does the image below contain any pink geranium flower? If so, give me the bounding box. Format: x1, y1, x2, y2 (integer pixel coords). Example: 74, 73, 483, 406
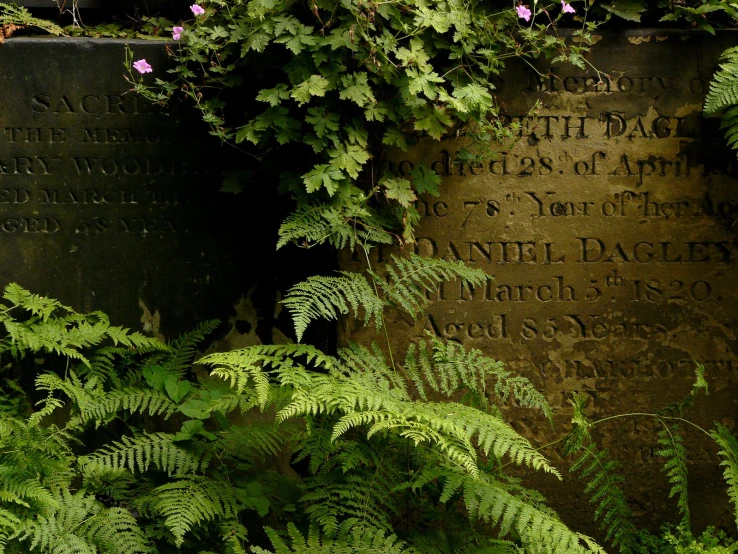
133, 59, 153, 74
190, 4, 205, 15
561, 0, 576, 13
516, 4, 532, 21
172, 26, 184, 40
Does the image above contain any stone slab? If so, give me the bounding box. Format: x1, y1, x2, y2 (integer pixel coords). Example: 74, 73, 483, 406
344, 30, 738, 534
0, 38, 266, 337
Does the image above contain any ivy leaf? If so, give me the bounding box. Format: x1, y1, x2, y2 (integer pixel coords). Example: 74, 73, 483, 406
382, 126, 412, 150
381, 176, 417, 207
179, 398, 210, 419
303, 164, 345, 195
328, 144, 371, 178
410, 164, 441, 196
221, 170, 253, 194
452, 83, 493, 111
165, 375, 192, 403
173, 420, 217, 442
407, 67, 444, 99
256, 84, 290, 106
305, 107, 340, 138
395, 37, 430, 68
413, 105, 452, 139
602, 0, 646, 22
274, 20, 316, 54
243, 32, 271, 53
364, 103, 388, 122
291, 75, 330, 105
142, 364, 168, 392
339, 73, 376, 106
414, 6, 452, 32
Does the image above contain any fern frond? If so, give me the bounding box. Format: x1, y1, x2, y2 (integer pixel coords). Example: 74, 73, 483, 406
706, 47, 738, 157
135, 475, 240, 547
279, 365, 558, 478
712, 423, 738, 528
22, 489, 150, 554
706, 47, 738, 115
441, 471, 603, 554
79, 432, 209, 476
164, 319, 220, 377
283, 273, 384, 342
655, 423, 690, 528
80, 387, 178, 424
259, 522, 414, 554
0, 3, 66, 35
568, 444, 638, 553
404, 336, 552, 420
302, 474, 397, 536
216, 421, 294, 461
277, 203, 394, 251
377, 255, 489, 320
204, 343, 333, 408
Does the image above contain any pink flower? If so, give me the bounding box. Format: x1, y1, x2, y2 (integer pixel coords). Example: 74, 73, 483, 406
561, 0, 576, 13
133, 59, 153, 74
190, 4, 205, 15
172, 26, 184, 40
516, 4, 532, 21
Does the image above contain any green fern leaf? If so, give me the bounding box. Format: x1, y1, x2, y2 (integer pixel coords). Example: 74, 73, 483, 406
258, 522, 414, 553
655, 423, 690, 528
712, 423, 738, 528
283, 273, 384, 342
377, 255, 489, 320
79, 432, 209, 476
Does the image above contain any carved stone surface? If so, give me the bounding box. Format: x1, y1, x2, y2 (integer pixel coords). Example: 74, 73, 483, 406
0, 38, 268, 337
344, 31, 738, 534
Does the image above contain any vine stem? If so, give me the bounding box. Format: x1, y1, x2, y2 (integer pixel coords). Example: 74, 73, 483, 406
496, 412, 712, 472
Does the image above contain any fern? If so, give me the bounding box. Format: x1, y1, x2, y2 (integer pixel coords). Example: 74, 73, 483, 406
283, 254, 489, 342
21, 489, 151, 554
133, 476, 241, 547
712, 423, 738, 528
256, 522, 414, 554
437, 469, 603, 554
0, 3, 66, 37
164, 319, 220, 377
276, 349, 559, 479
0, 284, 164, 366
655, 423, 690, 528
283, 272, 385, 342
277, 203, 394, 251
563, 394, 638, 554
705, 46, 738, 156
404, 335, 552, 420
376, 255, 489, 320
79, 432, 210, 476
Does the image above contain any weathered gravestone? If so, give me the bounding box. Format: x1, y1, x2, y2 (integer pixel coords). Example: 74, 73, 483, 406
0, 38, 283, 340
344, 30, 738, 533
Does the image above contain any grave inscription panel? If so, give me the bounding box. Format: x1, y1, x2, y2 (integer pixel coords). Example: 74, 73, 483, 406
0, 38, 260, 336
347, 31, 738, 529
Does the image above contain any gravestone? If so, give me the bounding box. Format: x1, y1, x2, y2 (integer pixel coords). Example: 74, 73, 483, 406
345, 30, 738, 533
0, 38, 279, 339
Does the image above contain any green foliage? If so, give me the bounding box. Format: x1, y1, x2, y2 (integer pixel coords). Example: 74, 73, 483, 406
562, 394, 639, 554
0, 3, 65, 37
127, 0, 602, 242
712, 423, 738, 529
254, 522, 414, 554
634, 525, 738, 554
705, 46, 738, 158
283, 253, 489, 341
0, 283, 603, 554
